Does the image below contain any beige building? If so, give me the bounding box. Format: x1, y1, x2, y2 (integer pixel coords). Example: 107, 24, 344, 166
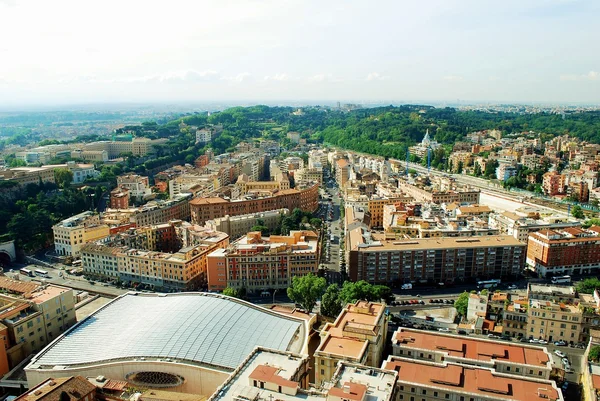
204, 209, 289, 239
53, 211, 110, 256
528, 298, 583, 343
391, 328, 552, 380
294, 167, 323, 185
0, 166, 56, 186
0, 284, 76, 363
315, 301, 387, 384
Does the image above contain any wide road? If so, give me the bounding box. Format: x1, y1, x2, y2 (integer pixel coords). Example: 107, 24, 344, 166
320, 170, 344, 284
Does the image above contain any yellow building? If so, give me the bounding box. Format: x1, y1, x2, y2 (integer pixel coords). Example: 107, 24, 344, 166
53, 211, 110, 256
314, 301, 387, 384
528, 299, 583, 343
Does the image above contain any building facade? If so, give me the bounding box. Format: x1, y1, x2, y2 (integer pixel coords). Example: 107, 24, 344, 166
53, 212, 110, 256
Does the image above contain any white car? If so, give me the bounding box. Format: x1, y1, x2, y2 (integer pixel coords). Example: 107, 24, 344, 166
438, 328, 450, 332
555, 350, 566, 358
508, 285, 517, 290
538, 340, 548, 345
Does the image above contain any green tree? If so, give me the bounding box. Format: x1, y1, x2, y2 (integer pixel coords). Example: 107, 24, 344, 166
320, 284, 343, 318
589, 345, 600, 362
454, 291, 469, 317
309, 217, 322, 228
338, 280, 392, 303
223, 287, 238, 298
54, 168, 74, 188
576, 278, 600, 294
572, 205, 585, 219
287, 273, 326, 312
484, 160, 499, 178
251, 225, 270, 235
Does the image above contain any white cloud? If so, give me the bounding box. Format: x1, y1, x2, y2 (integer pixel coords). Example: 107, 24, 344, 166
443, 75, 464, 82
307, 73, 342, 83
366, 72, 389, 81
221, 72, 252, 83
560, 71, 599, 81
264, 73, 290, 81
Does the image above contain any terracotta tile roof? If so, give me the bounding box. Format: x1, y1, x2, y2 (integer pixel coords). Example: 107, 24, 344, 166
248, 364, 298, 389
101, 379, 128, 391
385, 359, 560, 401
0, 276, 39, 295
17, 376, 96, 401
592, 374, 600, 390
394, 328, 549, 367
189, 197, 229, 205
328, 382, 367, 401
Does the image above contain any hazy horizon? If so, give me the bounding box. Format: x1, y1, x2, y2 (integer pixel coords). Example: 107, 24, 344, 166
1, 0, 599, 106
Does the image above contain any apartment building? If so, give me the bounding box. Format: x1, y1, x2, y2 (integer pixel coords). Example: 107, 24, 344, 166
81, 243, 124, 278
294, 167, 323, 185
206, 231, 319, 292
348, 231, 525, 285
236, 174, 290, 195
83, 137, 167, 159
391, 328, 552, 379
110, 187, 130, 209
190, 183, 319, 225
129, 194, 192, 226
0, 166, 56, 186
315, 301, 387, 384
368, 196, 413, 229
82, 225, 229, 287
205, 209, 289, 239
496, 162, 518, 181
397, 181, 480, 204
526, 226, 600, 276
116, 174, 152, 201
335, 159, 350, 188
502, 298, 529, 339
466, 293, 488, 321
384, 356, 563, 401
0, 285, 75, 366
53, 211, 110, 256
490, 211, 580, 243
528, 299, 583, 343
543, 171, 566, 196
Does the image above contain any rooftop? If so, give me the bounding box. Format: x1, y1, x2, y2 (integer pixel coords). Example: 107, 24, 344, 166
351, 233, 524, 252
29, 285, 72, 305
385, 357, 561, 401
27, 293, 306, 372
393, 328, 550, 367
16, 376, 96, 401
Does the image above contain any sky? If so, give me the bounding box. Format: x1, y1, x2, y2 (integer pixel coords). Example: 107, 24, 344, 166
0, 0, 599, 106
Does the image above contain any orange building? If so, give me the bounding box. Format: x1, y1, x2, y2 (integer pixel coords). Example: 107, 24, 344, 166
110, 187, 130, 209
206, 231, 319, 292
189, 183, 319, 225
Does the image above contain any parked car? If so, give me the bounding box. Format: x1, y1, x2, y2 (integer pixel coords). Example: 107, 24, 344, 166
529, 338, 540, 343
457, 330, 468, 335
554, 340, 567, 346
555, 350, 566, 358
520, 337, 529, 343
508, 284, 517, 290
562, 357, 569, 365
538, 339, 548, 345
562, 382, 569, 391
438, 328, 450, 332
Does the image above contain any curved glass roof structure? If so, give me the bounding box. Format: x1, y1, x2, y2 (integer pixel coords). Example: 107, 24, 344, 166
31, 293, 303, 370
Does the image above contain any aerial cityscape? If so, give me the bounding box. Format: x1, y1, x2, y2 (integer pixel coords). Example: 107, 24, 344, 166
1, 2, 600, 401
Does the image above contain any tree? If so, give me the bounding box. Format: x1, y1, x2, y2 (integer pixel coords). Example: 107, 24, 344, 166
54, 168, 74, 188
320, 284, 343, 318
251, 225, 270, 235
223, 287, 238, 298
309, 217, 322, 228
589, 345, 600, 362
338, 280, 392, 303
287, 273, 326, 312
576, 277, 600, 294
572, 205, 585, 219
454, 291, 469, 317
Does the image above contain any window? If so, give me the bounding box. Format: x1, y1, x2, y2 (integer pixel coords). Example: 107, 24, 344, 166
434, 392, 438, 397
422, 390, 426, 395
321, 360, 324, 365
320, 369, 324, 375
507, 366, 511, 371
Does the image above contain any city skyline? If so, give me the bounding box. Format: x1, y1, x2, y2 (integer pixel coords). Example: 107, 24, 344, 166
0, 0, 599, 106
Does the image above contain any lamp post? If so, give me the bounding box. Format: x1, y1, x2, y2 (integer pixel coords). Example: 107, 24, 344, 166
272, 288, 278, 305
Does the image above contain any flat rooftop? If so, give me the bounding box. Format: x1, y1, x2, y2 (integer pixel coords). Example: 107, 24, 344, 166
316, 335, 368, 360
29, 285, 72, 305
385, 357, 561, 401
393, 328, 550, 367
209, 349, 396, 401
27, 293, 305, 371
353, 234, 524, 252
529, 284, 576, 296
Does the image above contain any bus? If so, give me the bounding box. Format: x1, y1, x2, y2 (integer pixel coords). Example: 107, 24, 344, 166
477, 279, 501, 289
19, 268, 34, 277
35, 269, 50, 278
551, 275, 571, 284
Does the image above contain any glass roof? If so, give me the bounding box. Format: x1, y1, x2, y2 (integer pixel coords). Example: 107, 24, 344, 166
33, 293, 302, 369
